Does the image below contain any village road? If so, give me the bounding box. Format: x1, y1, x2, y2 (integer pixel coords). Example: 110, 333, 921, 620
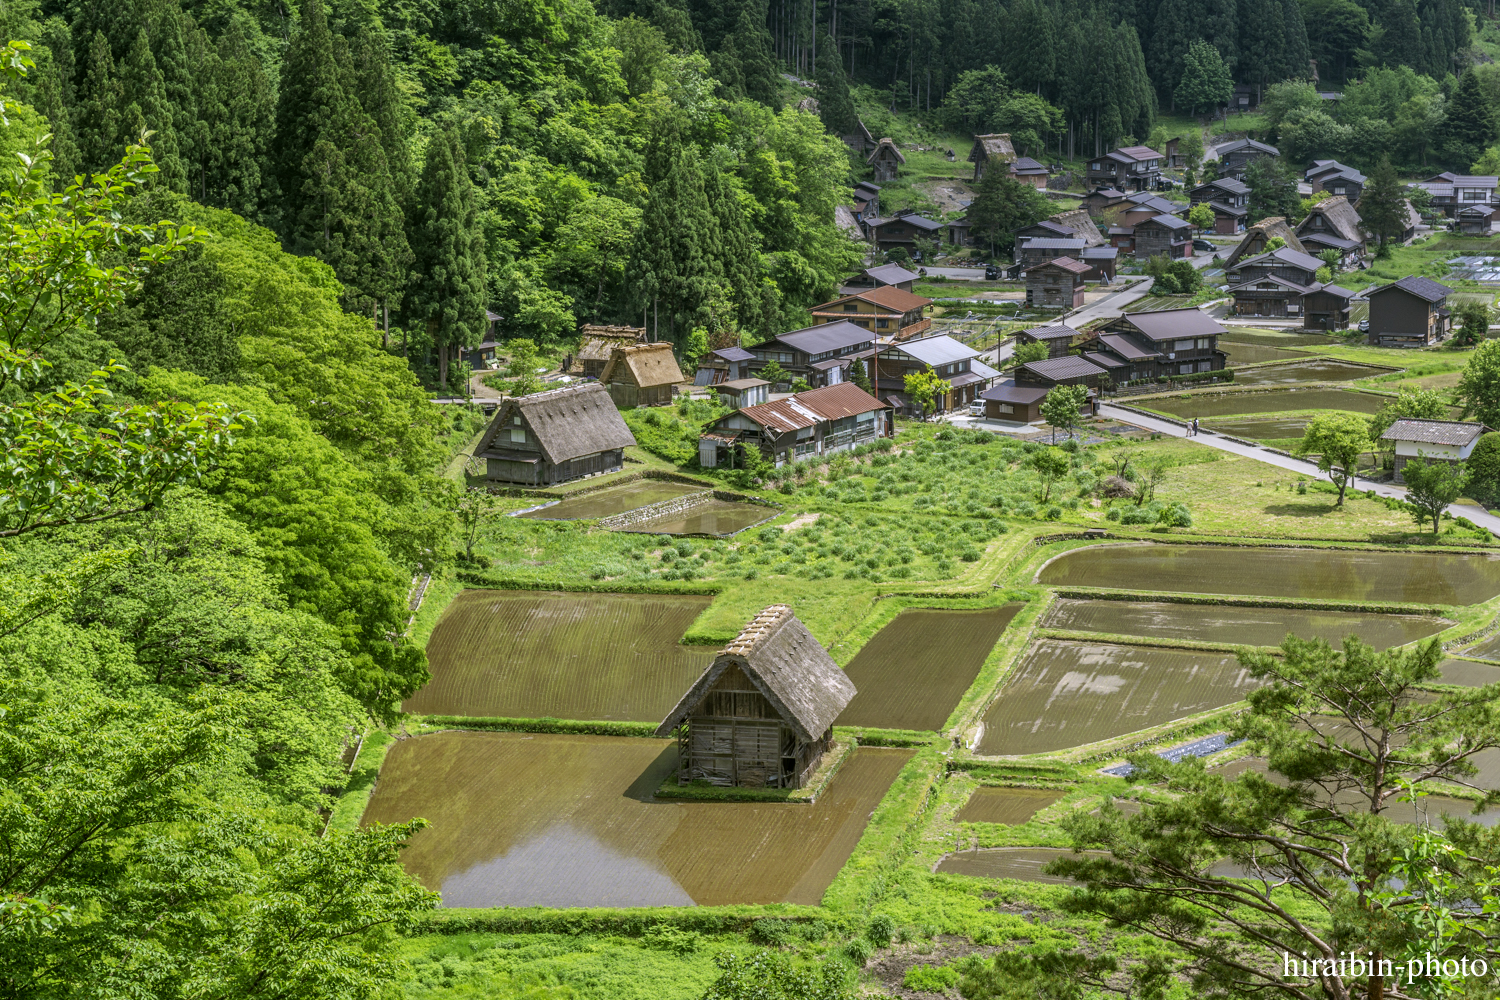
1062, 279, 1155, 329
1098, 403, 1500, 535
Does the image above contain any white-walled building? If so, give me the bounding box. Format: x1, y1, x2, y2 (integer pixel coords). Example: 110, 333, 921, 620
1381, 419, 1487, 483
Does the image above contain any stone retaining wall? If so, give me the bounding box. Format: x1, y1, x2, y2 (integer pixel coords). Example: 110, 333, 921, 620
596, 489, 714, 529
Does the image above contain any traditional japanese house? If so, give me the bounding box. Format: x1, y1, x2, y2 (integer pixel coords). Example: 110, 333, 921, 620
1081, 246, 1119, 281
1189, 177, 1250, 234
1366, 276, 1452, 348
1013, 219, 1078, 243
841, 118, 876, 156
1016, 237, 1087, 270
1228, 84, 1259, 113
568, 325, 646, 378
868, 137, 906, 182
969, 133, 1017, 181
600, 342, 685, 407
864, 211, 944, 252
1416, 172, 1498, 218
1023, 257, 1091, 308
1382, 419, 1488, 483
1296, 196, 1365, 264
1223, 217, 1305, 268
1132, 214, 1193, 258
711, 378, 771, 408
748, 321, 875, 386
810, 285, 933, 341
1455, 204, 1495, 235
1213, 138, 1279, 180
1014, 323, 1078, 358
1010, 156, 1051, 188
1086, 308, 1227, 378
864, 334, 999, 415
1082, 187, 1129, 216
1305, 161, 1365, 201
694, 346, 756, 386
945, 215, 973, 246
1225, 246, 1323, 318
1164, 137, 1185, 169
1085, 145, 1163, 192
852, 180, 881, 220
1049, 208, 1107, 245
840, 263, 919, 294
698, 383, 888, 468
1302, 284, 1355, 330
978, 382, 1051, 422
1117, 192, 1187, 227
476, 382, 636, 485
1015, 354, 1110, 390
655, 605, 856, 790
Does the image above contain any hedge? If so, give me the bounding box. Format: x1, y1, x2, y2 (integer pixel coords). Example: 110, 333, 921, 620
415, 715, 661, 738
454, 571, 724, 596
1121, 368, 1235, 389
414, 904, 824, 936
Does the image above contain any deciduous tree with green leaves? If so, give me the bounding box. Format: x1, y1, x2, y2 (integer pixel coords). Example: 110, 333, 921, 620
1173, 39, 1233, 114
1466, 431, 1500, 507
1039, 383, 1088, 442
1401, 456, 1467, 534
968, 170, 1053, 257
903, 369, 950, 418
1457, 337, 1500, 429
1012, 340, 1050, 367
1455, 300, 1491, 347
1031, 445, 1071, 501
1187, 201, 1215, 231
1294, 410, 1368, 505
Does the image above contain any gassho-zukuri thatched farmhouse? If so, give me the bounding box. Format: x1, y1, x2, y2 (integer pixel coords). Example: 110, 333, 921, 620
475, 381, 637, 486
656, 605, 855, 789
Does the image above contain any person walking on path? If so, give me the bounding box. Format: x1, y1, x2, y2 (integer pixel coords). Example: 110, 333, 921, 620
1191, 418, 1199, 436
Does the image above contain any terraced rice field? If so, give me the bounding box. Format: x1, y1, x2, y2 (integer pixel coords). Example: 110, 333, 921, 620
1439, 659, 1500, 687
1201, 417, 1312, 440
618, 499, 777, 536
1039, 543, 1500, 605
977, 640, 1261, 755
1142, 388, 1391, 419
1463, 633, 1500, 661
518, 480, 704, 519
1212, 757, 1500, 823
407, 590, 714, 720
1044, 598, 1450, 650
936, 847, 1102, 881
362, 731, 913, 907
1219, 342, 1308, 366
955, 787, 1064, 825
1231, 360, 1392, 385
836, 605, 1022, 731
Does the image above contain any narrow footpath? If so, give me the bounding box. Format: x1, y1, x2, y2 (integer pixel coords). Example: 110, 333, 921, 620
1098, 403, 1500, 536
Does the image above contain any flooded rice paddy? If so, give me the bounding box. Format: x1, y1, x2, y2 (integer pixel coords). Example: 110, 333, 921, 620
1230, 360, 1392, 385
977, 640, 1260, 755
836, 605, 1022, 731
1201, 417, 1311, 440
1045, 598, 1450, 650
362, 732, 913, 907
407, 590, 714, 720
1219, 342, 1309, 366
1040, 543, 1500, 605
1462, 633, 1500, 661
518, 481, 703, 519
1439, 659, 1500, 687
936, 847, 1103, 881
617, 498, 777, 537
1143, 388, 1391, 419
955, 787, 1064, 825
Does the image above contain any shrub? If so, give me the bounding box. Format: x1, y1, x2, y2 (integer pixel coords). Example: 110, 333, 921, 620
643, 925, 702, 954
905, 964, 960, 992
1106, 507, 1121, 521
844, 938, 873, 966
867, 913, 897, 947
1045, 506, 1062, 520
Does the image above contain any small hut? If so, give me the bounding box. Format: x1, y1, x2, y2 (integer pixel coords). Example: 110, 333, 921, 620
968, 133, 1017, 181
656, 605, 856, 789
475, 381, 637, 485
569, 325, 645, 378
868, 138, 906, 183
600, 342, 686, 408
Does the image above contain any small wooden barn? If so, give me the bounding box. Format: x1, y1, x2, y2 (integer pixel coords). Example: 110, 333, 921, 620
655, 605, 855, 789
569, 325, 645, 378
868, 138, 906, 183
475, 381, 637, 485
600, 342, 686, 408
968, 133, 1016, 181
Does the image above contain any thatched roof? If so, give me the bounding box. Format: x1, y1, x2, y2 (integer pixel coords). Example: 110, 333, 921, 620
868, 137, 906, 165
969, 133, 1017, 164
1302, 196, 1364, 244
655, 605, 856, 742
600, 342, 686, 388
573, 326, 645, 366
476, 382, 636, 464
1225, 216, 1304, 268
1049, 208, 1105, 247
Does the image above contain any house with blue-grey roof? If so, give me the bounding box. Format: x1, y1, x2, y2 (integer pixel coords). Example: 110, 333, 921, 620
1366, 276, 1452, 347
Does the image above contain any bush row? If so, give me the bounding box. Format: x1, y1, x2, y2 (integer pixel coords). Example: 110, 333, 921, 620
1121, 368, 1235, 389
415, 905, 824, 936
416, 715, 660, 738
453, 571, 724, 596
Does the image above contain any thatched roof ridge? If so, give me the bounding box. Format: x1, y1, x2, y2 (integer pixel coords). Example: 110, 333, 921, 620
868, 137, 906, 165
600, 342, 686, 388
1224, 216, 1304, 268
655, 605, 856, 742
476, 381, 636, 465
1302, 195, 1364, 244
1049, 208, 1105, 246
969, 133, 1017, 163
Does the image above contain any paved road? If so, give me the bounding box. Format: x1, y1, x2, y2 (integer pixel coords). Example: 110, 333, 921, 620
1099, 403, 1500, 535
922, 266, 991, 280
1063, 279, 1155, 329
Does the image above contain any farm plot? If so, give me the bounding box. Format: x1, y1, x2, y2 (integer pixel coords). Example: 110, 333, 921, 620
361, 731, 913, 907
1213, 756, 1500, 823
1440, 659, 1500, 687
977, 640, 1260, 755
955, 787, 1065, 825
1463, 633, 1500, 662
1200, 416, 1312, 441
407, 590, 714, 720
518, 481, 704, 519
1219, 342, 1309, 366
1045, 598, 1450, 650
836, 605, 1022, 731
936, 847, 1102, 881
619, 499, 778, 536
1141, 388, 1391, 419
1231, 360, 1393, 385
1039, 543, 1500, 605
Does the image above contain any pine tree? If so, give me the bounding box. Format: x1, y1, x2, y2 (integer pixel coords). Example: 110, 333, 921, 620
73, 30, 122, 174
1438, 69, 1495, 170
118, 28, 185, 190
814, 35, 857, 136
1359, 155, 1409, 250
405, 128, 488, 390
1174, 39, 1233, 114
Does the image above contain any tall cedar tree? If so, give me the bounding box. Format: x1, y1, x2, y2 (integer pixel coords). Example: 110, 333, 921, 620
201, 20, 274, 219
1244, 156, 1301, 223
73, 30, 121, 174
814, 36, 857, 136
31, 37, 79, 186
406, 129, 488, 390
630, 130, 720, 343
349, 27, 414, 208
713, 1, 778, 107
1173, 39, 1233, 114
272, 0, 356, 239
1360, 156, 1409, 249
702, 163, 764, 336
1438, 69, 1496, 171
118, 28, 185, 191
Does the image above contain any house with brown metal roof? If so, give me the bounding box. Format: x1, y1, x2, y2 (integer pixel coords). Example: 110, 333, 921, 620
1302, 284, 1355, 330
1016, 354, 1110, 389
1306, 160, 1366, 201
698, 383, 888, 468
1082, 187, 1130, 216
869, 137, 906, 182
1366, 276, 1452, 348
1010, 156, 1051, 188
978, 381, 1052, 422
1094, 308, 1227, 379
600, 342, 686, 407
475, 381, 637, 485
1213, 138, 1278, 181
1381, 419, 1488, 482
969, 133, 1017, 180
656, 605, 855, 789
810, 285, 933, 341
749, 321, 876, 387
1023, 257, 1091, 308
1132, 215, 1193, 258
1086, 146, 1163, 192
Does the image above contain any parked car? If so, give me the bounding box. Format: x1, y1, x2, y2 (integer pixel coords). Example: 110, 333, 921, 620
969, 400, 985, 416
1192, 239, 1216, 253
984, 264, 999, 280
1358, 319, 1370, 332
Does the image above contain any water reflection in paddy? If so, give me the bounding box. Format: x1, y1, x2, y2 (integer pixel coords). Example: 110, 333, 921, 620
361, 732, 913, 907
955, 787, 1065, 825
618, 499, 776, 536
1046, 598, 1449, 650
1232, 360, 1391, 385
519, 481, 703, 519
1144, 388, 1391, 419
977, 640, 1260, 755
1040, 544, 1500, 605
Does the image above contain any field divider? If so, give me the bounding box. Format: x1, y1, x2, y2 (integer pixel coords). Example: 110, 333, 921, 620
965, 702, 1250, 768
1034, 627, 1277, 656
950, 591, 1057, 748
414, 903, 827, 936
1049, 586, 1455, 616
413, 715, 662, 738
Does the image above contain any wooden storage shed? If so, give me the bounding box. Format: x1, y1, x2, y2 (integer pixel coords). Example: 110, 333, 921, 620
475, 381, 637, 485
600, 342, 686, 407
655, 605, 856, 789
569, 325, 645, 378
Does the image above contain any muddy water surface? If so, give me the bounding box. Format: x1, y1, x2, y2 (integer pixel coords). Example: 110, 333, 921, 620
1219, 342, 1308, 366
955, 787, 1064, 825
1440, 659, 1500, 687
1231, 360, 1392, 385
836, 605, 1022, 731
619, 499, 776, 536
1040, 544, 1500, 605
1201, 417, 1312, 440
407, 590, 714, 720
936, 847, 1104, 881
1045, 598, 1449, 649
362, 732, 913, 907
1144, 388, 1391, 419
1463, 633, 1500, 661
977, 640, 1260, 755
519, 481, 704, 519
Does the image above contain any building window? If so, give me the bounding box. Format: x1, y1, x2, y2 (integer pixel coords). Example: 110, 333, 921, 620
876, 319, 888, 328
1195, 338, 1212, 350
1197, 361, 1211, 372
1174, 339, 1194, 351
842, 303, 856, 311
510, 428, 525, 443
1179, 363, 1194, 374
